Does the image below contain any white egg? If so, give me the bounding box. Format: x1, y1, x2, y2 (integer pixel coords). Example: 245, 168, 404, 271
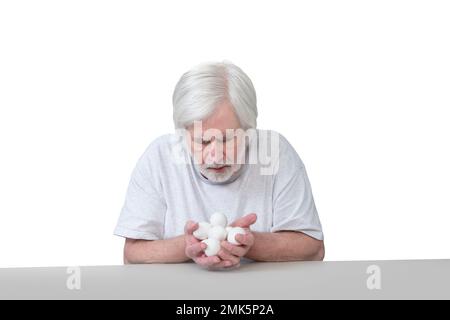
193, 222, 211, 240
207, 225, 227, 241
201, 238, 221, 256
227, 227, 246, 245
210, 212, 228, 228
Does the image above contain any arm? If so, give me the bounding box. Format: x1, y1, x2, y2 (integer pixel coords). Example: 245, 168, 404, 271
244, 231, 325, 262
220, 214, 325, 264
123, 221, 228, 268
124, 236, 188, 264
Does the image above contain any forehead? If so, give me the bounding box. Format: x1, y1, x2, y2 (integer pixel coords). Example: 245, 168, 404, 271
188, 101, 241, 135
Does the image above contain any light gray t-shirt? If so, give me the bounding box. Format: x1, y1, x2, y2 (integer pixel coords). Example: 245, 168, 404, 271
114, 130, 323, 241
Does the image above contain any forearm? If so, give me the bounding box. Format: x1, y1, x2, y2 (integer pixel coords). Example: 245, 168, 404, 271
124, 235, 189, 264
245, 231, 325, 262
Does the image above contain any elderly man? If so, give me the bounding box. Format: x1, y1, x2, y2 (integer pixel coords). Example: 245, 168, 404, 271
114, 61, 324, 269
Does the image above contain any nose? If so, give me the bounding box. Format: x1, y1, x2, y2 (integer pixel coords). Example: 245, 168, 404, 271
206, 139, 224, 164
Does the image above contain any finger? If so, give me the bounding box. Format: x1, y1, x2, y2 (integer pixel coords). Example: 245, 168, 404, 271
217, 248, 240, 265
231, 213, 257, 228
235, 232, 254, 246
184, 220, 199, 235
221, 241, 247, 257
196, 255, 221, 266
186, 242, 206, 258
208, 260, 240, 270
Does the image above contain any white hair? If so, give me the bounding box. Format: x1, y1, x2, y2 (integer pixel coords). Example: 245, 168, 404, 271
172, 61, 258, 129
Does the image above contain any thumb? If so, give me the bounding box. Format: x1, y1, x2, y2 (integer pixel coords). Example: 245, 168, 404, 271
184, 220, 198, 235
231, 213, 257, 228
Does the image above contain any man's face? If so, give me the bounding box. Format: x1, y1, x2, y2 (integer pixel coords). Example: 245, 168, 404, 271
186, 101, 247, 183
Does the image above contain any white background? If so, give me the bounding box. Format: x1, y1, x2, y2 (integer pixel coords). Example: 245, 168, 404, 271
0, 0, 449, 268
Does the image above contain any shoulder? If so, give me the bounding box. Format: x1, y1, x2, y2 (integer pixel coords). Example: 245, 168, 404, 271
131, 133, 184, 191
143, 133, 174, 151
254, 129, 297, 151
133, 133, 183, 174
253, 129, 304, 175
140, 133, 183, 160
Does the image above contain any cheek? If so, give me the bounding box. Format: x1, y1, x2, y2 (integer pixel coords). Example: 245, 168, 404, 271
224, 141, 239, 161
226, 146, 237, 162
190, 145, 205, 164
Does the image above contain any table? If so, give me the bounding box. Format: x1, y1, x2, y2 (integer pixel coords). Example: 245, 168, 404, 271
1, 259, 449, 299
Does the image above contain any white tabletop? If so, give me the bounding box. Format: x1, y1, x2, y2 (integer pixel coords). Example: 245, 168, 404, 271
1, 259, 449, 299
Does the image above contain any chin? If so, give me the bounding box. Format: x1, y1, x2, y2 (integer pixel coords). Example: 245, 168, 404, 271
200, 164, 241, 183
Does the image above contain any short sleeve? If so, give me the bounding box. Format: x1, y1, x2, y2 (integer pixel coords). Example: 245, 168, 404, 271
271, 135, 324, 240
114, 142, 167, 240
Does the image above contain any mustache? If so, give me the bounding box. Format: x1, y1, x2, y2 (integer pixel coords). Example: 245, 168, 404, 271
204, 164, 232, 169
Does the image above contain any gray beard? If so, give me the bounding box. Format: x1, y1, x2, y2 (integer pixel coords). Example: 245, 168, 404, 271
196, 163, 243, 184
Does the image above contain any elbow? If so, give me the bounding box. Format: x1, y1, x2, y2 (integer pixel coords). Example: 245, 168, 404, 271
123, 248, 132, 265
123, 239, 138, 264
313, 241, 325, 261
123, 251, 132, 264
